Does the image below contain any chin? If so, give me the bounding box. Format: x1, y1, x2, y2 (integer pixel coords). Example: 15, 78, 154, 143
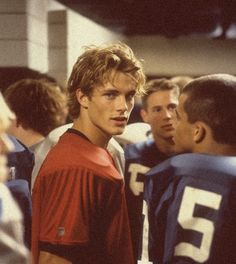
111, 128, 125, 136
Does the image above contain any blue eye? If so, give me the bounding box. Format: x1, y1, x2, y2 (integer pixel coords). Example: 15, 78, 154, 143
105, 93, 116, 99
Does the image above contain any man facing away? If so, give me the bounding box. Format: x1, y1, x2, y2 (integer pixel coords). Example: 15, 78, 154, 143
4, 78, 67, 152
4, 78, 68, 188
32, 42, 146, 264
124, 78, 180, 263
3, 79, 67, 248
145, 74, 236, 264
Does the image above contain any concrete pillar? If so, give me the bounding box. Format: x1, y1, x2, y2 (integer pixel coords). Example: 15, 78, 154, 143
48, 8, 124, 87
48, 10, 67, 86
0, 0, 48, 72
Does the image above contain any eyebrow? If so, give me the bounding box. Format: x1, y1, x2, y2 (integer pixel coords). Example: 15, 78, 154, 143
102, 88, 136, 96
126, 90, 136, 97
150, 103, 177, 109
101, 88, 119, 94
168, 103, 178, 107
151, 105, 161, 109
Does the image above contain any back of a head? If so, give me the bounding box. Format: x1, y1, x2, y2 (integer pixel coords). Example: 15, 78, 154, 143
0, 66, 58, 93
182, 73, 236, 145
67, 42, 146, 120
4, 79, 67, 137
170, 75, 193, 92
141, 78, 180, 110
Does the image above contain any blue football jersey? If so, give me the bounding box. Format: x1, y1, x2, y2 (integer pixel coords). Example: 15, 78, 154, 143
7, 135, 34, 188
6, 135, 34, 248
145, 153, 236, 264
124, 139, 169, 263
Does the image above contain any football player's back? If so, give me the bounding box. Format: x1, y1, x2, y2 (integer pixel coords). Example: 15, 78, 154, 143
145, 74, 236, 264
146, 153, 236, 264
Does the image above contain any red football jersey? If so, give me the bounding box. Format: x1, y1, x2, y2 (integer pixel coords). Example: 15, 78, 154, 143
32, 132, 134, 264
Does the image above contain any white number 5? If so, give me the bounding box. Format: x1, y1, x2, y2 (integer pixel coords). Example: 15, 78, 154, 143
174, 186, 222, 263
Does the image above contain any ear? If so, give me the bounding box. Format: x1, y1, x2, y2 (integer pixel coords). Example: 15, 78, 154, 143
75, 89, 89, 109
193, 122, 206, 143
140, 109, 149, 123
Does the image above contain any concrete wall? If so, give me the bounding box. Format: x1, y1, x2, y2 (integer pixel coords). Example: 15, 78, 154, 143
0, 0, 48, 72
67, 8, 125, 77
1, 0, 236, 82
48, 9, 67, 85
48, 7, 125, 85
127, 35, 236, 77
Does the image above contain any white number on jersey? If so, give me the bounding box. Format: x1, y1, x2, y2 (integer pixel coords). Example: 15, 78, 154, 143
128, 163, 149, 196
174, 186, 222, 263
139, 201, 152, 264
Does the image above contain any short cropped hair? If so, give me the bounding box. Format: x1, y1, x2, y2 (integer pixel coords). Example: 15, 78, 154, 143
182, 73, 236, 145
67, 42, 146, 119
4, 79, 67, 136
141, 78, 180, 110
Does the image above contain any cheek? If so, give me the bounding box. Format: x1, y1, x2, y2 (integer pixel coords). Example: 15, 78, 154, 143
128, 100, 135, 111
150, 114, 162, 124
175, 123, 184, 138
92, 101, 107, 112
144, 115, 153, 125
171, 111, 178, 120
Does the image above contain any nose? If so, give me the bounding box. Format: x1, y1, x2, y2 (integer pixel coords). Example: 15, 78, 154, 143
163, 108, 172, 119
116, 95, 129, 113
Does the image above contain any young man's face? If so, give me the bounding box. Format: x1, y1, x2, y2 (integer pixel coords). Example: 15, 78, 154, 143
141, 89, 179, 141
174, 93, 195, 153
85, 71, 137, 137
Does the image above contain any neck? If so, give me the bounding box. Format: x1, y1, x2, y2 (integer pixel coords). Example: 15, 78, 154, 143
9, 127, 44, 148
72, 117, 111, 148
153, 135, 175, 155
195, 141, 236, 156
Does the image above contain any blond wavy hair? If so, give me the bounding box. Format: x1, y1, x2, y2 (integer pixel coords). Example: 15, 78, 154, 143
67, 42, 146, 119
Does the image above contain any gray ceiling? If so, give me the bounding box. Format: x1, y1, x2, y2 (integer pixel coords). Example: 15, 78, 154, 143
57, 0, 236, 38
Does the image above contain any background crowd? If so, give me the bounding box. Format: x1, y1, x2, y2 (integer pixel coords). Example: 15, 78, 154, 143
1, 41, 236, 264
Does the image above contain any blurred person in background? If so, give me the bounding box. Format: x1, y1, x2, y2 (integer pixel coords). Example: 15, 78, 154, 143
124, 78, 180, 263
3, 78, 68, 248
0, 92, 29, 263
4, 78, 68, 187
170, 75, 193, 92
145, 74, 236, 263
4, 78, 68, 154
